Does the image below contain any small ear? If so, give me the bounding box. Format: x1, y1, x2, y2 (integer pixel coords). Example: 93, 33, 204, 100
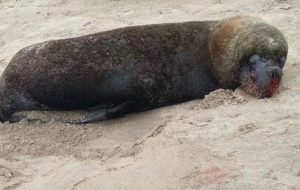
249, 54, 260, 64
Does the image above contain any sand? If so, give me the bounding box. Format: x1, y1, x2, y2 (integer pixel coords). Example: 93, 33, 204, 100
0, 0, 300, 189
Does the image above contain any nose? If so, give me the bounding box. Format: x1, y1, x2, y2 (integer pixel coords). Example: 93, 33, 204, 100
267, 66, 282, 78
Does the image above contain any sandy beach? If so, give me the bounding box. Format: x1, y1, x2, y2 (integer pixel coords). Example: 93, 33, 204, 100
0, 0, 299, 189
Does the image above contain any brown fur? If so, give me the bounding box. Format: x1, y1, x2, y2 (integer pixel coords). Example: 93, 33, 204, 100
209, 16, 288, 88
0, 16, 288, 123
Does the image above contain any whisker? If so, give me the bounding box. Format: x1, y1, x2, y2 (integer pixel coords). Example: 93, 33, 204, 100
263, 79, 271, 88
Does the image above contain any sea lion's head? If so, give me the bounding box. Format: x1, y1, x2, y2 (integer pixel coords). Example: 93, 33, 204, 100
239, 54, 286, 98
209, 16, 288, 98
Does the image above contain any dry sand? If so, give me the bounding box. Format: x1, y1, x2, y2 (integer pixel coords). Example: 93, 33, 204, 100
0, 0, 299, 189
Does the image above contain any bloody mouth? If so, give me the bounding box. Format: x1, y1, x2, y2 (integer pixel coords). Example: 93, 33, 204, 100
248, 71, 280, 97
268, 79, 279, 96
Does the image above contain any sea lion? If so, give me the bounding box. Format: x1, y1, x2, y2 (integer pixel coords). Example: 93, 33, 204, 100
0, 16, 288, 123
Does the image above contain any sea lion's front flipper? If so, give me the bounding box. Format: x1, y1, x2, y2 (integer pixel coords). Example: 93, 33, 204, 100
8, 113, 27, 123
65, 101, 137, 124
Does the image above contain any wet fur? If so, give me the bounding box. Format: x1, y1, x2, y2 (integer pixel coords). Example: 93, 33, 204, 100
0, 16, 288, 122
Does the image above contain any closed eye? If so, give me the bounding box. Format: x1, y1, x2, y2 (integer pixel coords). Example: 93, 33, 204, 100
249, 54, 260, 65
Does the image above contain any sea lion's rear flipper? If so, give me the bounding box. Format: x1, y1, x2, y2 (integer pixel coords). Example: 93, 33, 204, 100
66, 101, 137, 124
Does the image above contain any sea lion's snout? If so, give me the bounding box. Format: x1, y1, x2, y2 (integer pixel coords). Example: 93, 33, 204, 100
239, 54, 285, 98
267, 66, 282, 78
